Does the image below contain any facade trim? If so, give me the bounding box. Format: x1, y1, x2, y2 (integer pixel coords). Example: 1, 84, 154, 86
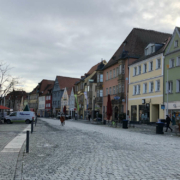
129, 75, 163, 85
129, 95, 163, 101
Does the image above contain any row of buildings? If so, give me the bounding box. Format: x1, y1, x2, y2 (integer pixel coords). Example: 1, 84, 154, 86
4, 26, 180, 124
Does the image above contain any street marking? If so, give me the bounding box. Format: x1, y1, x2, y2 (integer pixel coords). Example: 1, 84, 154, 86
1, 125, 31, 153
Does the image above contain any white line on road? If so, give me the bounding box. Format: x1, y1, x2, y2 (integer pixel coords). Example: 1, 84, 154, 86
1, 125, 31, 152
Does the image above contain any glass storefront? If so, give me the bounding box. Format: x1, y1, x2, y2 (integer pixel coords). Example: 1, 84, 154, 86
131, 105, 137, 121
168, 109, 180, 125
139, 105, 150, 123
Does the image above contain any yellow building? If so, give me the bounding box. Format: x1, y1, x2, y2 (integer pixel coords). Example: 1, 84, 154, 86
128, 42, 168, 123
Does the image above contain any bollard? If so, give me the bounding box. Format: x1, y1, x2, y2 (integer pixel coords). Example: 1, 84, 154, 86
26, 131, 29, 153
31, 120, 33, 134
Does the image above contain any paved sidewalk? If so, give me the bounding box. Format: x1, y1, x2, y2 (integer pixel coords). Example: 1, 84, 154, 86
72, 119, 178, 137
0, 123, 29, 180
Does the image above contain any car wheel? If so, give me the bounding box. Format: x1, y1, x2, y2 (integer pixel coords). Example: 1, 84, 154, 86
25, 119, 30, 124
7, 119, 11, 124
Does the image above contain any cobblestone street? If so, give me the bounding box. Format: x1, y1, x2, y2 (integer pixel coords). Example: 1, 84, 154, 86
11, 118, 180, 180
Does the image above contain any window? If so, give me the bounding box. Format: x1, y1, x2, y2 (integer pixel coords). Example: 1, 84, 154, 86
106, 72, 108, 80
151, 46, 154, 53
166, 81, 173, 93
100, 90, 103, 97
116, 67, 119, 77
100, 74, 103, 82
176, 80, 180, 92
116, 85, 118, 94
113, 86, 115, 94
149, 61, 153, 71
169, 59, 175, 68
176, 57, 180, 66
97, 91, 99, 97
143, 83, 147, 93
106, 88, 108, 96
133, 85, 137, 95
143, 63, 147, 73
109, 87, 112, 95
149, 82, 154, 92
137, 85, 140, 94
155, 80, 160, 91
119, 65, 122, 74
174, 40, 178, 48
122, 64, 125, 74
134, 67, 137, 76
113, 69, 115, 78
145, 48, 148, 55
119, 84, 121, 93
110, 71, 112, 79
97, 74, 99, 82
138, 66, 141, 75
156, 59, 161, 69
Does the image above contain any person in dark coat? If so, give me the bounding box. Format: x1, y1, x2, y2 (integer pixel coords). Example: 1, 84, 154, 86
88, 112, 91, 121
165, 115, 173, 132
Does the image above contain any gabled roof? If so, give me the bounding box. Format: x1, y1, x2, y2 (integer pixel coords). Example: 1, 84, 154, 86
103, 28, 171, 70
42, 82, 54, 96
56, 76, 80, 89
66, 86, 74, 96
87, 62, 101, 75
177, 27, 180, 34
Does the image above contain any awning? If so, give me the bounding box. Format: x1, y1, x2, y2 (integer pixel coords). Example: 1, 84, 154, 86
0, 105, 10, 110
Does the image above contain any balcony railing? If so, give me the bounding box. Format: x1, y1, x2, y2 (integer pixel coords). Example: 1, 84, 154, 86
96, 82, 103, 89
95, 97, 103, 104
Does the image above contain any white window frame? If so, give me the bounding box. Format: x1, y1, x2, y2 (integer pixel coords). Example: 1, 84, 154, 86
149, 61, 153, 71
176, 80, 180, 92
176, 57, 180, 66
149, 82, 154, 93
133, 67, 137, 76
138, 65, 141, 75
106, 72, 108, 80
166, 81, 173, 93
155, 80, 160, 92
100, 90, 103, 97
156, 59, 161, 69
143, 63, 147, 73
100, 74, 103, 82
174, 40, 178, 48
169, 59, 175, 68
133, 85, 137, 95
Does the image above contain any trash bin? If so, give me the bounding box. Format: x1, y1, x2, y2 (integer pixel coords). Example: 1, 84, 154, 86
103, 120, 106, 125
156, 122, 164, 134
123, 119, 128, 129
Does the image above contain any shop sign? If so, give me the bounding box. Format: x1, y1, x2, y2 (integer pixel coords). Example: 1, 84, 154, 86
161, 105, 165, 110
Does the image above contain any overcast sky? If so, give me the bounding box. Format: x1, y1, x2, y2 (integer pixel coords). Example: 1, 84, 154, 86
0, 0, 180, 92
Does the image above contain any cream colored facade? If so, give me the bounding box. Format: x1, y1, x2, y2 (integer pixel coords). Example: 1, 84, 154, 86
128, 53, 164, 123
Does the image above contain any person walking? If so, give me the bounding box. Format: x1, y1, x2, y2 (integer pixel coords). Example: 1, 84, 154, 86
165, 115, 173, 132
88, 112, 91, 121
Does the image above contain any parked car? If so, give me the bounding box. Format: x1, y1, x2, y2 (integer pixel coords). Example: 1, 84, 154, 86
56, 112, 71, 119
4, 111, 36, 124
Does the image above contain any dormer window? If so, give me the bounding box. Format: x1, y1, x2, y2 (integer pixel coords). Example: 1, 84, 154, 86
174, 40, 178, 48
145, 48, 148, 55
151, 46, 155, 53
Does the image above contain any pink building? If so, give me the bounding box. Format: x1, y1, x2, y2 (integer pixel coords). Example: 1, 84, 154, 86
102, 28, 171, 121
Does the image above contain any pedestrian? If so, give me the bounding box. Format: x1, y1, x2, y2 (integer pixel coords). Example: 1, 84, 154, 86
165, 115, 173, 132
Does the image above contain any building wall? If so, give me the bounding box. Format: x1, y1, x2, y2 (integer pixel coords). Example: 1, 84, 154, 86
45, 95, 52, 110
128, 53, 164, 122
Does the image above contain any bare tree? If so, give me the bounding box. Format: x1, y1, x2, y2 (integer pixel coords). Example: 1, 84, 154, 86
0, 62, 20, 97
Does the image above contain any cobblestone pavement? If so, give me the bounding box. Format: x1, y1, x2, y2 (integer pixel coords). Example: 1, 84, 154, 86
14, 118, 180, 180
0, 123, 29, 180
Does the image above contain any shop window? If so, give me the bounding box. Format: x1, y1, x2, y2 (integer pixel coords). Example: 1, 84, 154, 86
131, 105, 137, 121
139, 105, 150, 123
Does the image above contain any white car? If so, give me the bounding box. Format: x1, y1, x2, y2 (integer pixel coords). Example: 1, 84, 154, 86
5, 111, 36, 124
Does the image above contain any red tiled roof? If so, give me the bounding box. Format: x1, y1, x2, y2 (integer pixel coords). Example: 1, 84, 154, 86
103, 28, 172, 70
87, 62, 101, 75
56, 76, 80, 89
